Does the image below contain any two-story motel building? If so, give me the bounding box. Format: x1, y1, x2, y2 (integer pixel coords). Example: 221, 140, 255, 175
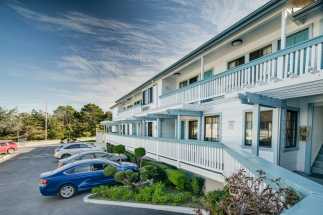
99, 0, 323, 209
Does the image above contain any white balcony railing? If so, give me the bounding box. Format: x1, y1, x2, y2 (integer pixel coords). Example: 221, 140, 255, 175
102, 133, 323, 215
160, 36, 323, 107
114, 105, 142, 121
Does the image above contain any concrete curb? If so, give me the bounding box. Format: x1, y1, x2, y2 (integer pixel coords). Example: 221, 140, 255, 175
0, 153, 19, 164
83, 194, 206, 214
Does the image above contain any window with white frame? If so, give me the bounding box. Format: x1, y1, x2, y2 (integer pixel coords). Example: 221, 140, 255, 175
204, 115, 220, 141
285, 110, 298, 148
244, 112, 253, 146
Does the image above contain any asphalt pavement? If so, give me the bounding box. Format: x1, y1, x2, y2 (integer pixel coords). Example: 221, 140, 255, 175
0, 145, 183, 215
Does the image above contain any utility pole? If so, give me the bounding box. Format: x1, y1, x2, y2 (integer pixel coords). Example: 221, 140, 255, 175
45, 102, 48, 140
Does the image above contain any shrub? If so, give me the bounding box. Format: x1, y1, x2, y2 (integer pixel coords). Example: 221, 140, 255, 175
113, 144, 125, 154
202, 190, 228, 215
191, 177, 204, 195
140, 165, 166, 182
135, 185, 155, 202
134, 147, 146, 167
125, 151, 136, 162
114, 170, 139, 187
165, 169, 189, 191
104, 164, 117, 177
106, 143, 114, 153
219, 169, 300, 215
171, 192, 192, 204
110, 186, 134, 201
151, 182, 170, 204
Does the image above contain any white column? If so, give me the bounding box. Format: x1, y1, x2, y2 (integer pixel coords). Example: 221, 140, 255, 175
252, 104, 261, 156
156, 118, 161, 138
176, 115, 181, 167
199, 115, 204, 141
276, 107, 286, 165
281, 9, 288, 50
200, 56, 204, 80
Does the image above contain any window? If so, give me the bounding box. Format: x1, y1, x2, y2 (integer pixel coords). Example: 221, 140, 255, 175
80, 153, 95, 159
142, 87, 154, 105
228, 56, 245, 69
286, 110, 298, 148
65, 144, 80, 149
204, 116, 220, 141
188, 120, 198, 140
244, 112, 253, 146
68, 164, 92, 174
259, 110, 273, 148
147, 122, 153, 137
204, 69, 213, 80
179, 76, 199, 89
179, 80, 188, 88
95, 152, 107, 158
278, 28, 309, 50
79, 144, 90, 148
92, 163, 105, 171
249, 45, 272, 61
189, 76, 198, 84
0, 143, 6, 147
134, 100, 141, 106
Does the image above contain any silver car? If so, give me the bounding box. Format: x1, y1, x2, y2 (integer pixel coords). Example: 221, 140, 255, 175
57, 151, 128, 167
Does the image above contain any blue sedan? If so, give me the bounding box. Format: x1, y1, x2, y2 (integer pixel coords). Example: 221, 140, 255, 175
39, 159, 138, 199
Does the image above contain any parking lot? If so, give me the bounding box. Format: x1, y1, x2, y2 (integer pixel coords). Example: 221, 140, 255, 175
0, 145, 183, 215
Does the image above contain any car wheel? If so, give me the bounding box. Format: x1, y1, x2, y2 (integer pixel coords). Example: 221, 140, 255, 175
59, 184, 76, 199
7, 148, 15, 154
61, 154, 71, 159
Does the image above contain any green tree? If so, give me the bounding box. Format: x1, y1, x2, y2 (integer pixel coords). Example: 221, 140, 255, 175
79, 103, 106, 136
53, 105, 78, 140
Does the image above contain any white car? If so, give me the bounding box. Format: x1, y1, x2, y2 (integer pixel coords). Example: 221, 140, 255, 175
57, 151, 128, 167
54, 143, 104, 159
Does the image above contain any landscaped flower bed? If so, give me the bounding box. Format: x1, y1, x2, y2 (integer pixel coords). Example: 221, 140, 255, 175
91, 144, 301, 215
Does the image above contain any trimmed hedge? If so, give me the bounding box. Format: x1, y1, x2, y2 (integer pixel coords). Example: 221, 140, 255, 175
165, 169, 190, 191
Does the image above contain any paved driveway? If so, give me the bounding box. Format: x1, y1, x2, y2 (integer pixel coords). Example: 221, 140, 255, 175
0, 145, 183, 215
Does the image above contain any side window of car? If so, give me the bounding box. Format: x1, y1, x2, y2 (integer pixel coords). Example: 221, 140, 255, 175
95, 153, 106, 158
65, 144, 80, 149
81, 154, 95, 159
67, 164, 92, 174
92, 163, 104, 171
80, 144, 90, 148
0, 143, 6, 147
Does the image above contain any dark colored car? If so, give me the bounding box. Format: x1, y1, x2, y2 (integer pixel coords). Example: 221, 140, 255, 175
39, 159, 138, 199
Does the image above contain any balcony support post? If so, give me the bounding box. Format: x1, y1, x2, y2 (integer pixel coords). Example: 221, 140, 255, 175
276, 107, 286, 165
281, 9, 288, 50
252, 104, 260, 156
176, 115, 181, 167
305, 103, 314, 175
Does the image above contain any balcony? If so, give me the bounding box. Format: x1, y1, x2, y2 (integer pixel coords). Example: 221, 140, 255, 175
101, 132, 323, 214
160, 36, 323, 107
114, 105, 142, 121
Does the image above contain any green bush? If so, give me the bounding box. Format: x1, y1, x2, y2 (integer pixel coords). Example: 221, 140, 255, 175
92, 186, 134, 201
114, 170, 139, 187
113, 144, 125, 154
140, 165, 166, 182
191, 177, 204, 195
125, 151, 136, 162
172, 192, 192, 204
134, 147, 146, 167
106, 143, 114, 153
152, 182, 171, 204
165, 169, 189, 191
104, 165, 117, 176
202, 189, 228, 215
135, 185, 155, 202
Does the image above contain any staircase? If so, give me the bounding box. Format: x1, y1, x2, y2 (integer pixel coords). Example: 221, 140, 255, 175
312, 147, 323, 175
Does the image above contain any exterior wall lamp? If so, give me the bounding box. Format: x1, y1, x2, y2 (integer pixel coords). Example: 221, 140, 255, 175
231, 39, 243, 47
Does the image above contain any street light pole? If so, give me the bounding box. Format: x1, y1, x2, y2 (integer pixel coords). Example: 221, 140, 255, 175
45, 102, 48, 140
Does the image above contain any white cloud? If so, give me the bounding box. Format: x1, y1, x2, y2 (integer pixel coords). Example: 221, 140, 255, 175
8, 1, 269, 110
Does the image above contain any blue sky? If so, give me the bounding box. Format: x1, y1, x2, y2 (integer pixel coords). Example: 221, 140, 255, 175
0, 0, 268, 112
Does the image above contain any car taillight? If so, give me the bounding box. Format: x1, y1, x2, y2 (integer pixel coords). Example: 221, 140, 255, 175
39, 179, 48, 186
